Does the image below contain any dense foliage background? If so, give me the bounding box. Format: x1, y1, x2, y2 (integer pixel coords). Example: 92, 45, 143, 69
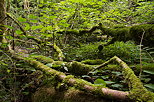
0, 0, 154, 101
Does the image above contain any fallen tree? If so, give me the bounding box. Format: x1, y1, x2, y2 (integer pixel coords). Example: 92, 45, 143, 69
57, 23, 154, 47
9, 48, 154, 102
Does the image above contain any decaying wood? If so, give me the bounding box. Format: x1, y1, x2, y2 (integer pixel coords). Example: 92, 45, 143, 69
57, 23, 154, 47
9, 45, 154, 102
53, 43, 65, 61
9, 50, 129, 101
94, 56, 154, 101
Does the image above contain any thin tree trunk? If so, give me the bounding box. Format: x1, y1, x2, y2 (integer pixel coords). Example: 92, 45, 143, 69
0, 0, 7, 43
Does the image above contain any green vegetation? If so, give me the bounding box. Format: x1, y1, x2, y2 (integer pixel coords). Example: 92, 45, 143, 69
0, 0, 154, 102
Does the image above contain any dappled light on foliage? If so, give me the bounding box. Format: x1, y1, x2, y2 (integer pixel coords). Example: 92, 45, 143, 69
0, 0, 154, 102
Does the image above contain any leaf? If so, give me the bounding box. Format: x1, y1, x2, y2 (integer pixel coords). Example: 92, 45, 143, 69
26, 68, 36, 71
28, 14, 38, 19
31, 25, 43, 30
82, 75, 91, 78
101, 75, 109, 79
18, 17, 27, 22
22, 91, 29, 95
63, 66, 68, 71
105, 81, 115, 84
3, 25, 14, 29
15, 30, 23, 35
111, 84, 123, 88
46, 63, 53, 67
102, 0, 107, 2
7, 70, 11, 73
112, 71, 122, 76
6, 35, 13, 40
144, 84, 154, 90
24, 23, 30, 30
94, 79, 106, 86
143, 70, 154, 75
30, 19, 38, 23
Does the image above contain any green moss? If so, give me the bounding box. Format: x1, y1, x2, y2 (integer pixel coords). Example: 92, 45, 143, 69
30, 55, 54, 64
54, 44, 65, 60
66, 61, 93, 75
81, 59, 105, 65
130, 24, 154, 47
102, 24, 154, 47
122, 66, 154, 101
32, 85, 106, 102
52, 61, 65, 65
135, 63, 154, 72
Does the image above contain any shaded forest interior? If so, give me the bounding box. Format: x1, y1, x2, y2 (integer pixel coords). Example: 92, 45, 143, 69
0, 0, 154, 102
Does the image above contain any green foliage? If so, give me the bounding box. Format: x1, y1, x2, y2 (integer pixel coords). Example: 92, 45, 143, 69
86, 69, 128, 91
65, 42, 101, 61
100, 41, 152, 63
94, 79, 106, 87
135, 1, 154, 23
0, 51, 44, 102
3, 0, 154, 101
144, 84, 154, 92
81, 59, 105, 65
65, 41, 153, 63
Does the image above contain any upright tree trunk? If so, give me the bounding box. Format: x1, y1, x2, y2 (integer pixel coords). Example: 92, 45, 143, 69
0, 0, 7, 43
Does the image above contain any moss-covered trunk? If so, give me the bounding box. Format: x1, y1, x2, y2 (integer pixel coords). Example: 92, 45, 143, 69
0, 0, 7, 43
8, 46, 154, 102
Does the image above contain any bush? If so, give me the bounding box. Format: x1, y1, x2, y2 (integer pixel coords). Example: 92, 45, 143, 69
100, 41, 150, 64
65, 42, 102, 61
65, 41, 153, 64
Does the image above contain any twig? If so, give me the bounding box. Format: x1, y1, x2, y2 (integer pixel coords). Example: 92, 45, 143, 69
139, 28, 145, 78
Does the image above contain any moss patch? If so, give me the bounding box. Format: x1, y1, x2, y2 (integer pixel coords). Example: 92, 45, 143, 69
66, 61, 93, 75
32, 85, 108, 102
81, 59, 105, 65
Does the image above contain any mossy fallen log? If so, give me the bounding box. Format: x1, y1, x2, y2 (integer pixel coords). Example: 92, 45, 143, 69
57, 23, 154, 47
30, 55, 154, 76
53, 43, 65, 61
94, 56, 154, 102
10, 52, 129, 101
98, 24, 154, 47
10, 50, 154, 101
32, 85, 109, 102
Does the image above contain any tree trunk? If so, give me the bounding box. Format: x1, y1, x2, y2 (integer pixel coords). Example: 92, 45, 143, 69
9, 47, 154, 102
0, 0, 7, 43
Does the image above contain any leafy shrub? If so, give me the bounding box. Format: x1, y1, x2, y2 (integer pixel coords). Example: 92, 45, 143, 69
65, 42, 102, 61
99, 41, 152, 63
65, 41, 153, 64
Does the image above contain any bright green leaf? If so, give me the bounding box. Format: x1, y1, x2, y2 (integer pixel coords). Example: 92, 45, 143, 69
7, 69, 11, 73
24, 23, 30, 30
31, 25, 43, 30
15, 30, 23, 35
144, 84, 154, 90
46, 63, 53, 67
143, 70, 154, 75
105, 81, 115, 84
18, 17, 27, 22
3, 25, 14, 29
94, 79, 106, 86
111, 84, 123, 88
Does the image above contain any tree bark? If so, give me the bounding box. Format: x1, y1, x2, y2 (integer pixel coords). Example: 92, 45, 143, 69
9, 50, 129, 101
9, 47, 154, 102
0, 0, 7, 43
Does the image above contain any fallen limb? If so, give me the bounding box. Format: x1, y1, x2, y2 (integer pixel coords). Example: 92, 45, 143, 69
32, 85, 110, 102
93, 56, 154, 101
10, 51, 129, 101
53, 43, 65, 61
30, 55, 154, 77
9, 47, 154, 101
